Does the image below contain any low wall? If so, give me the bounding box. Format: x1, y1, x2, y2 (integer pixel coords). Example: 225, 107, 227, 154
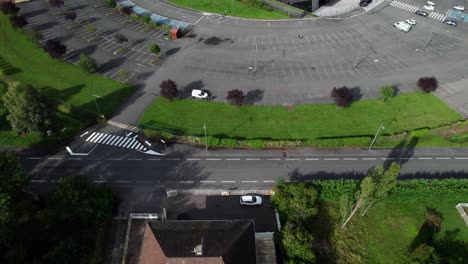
262, 0, 306, 18
455, 203, 468, 226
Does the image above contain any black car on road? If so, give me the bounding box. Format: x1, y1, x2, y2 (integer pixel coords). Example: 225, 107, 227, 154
415, 10, 429, 17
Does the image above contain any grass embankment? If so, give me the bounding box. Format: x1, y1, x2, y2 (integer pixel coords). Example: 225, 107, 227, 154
316, 180, 468, 263
167, 0, 290, 19
0, 14, 133, 146
140, 92, 465, 147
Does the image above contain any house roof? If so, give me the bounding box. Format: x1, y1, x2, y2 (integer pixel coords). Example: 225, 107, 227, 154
147, 220, 257, 264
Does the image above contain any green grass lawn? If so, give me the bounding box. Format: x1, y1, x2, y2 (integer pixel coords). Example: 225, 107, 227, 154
167, 0, 290, 19
0, 14, 134, 146
359, 195, 468, 263
140, 92, 463, 141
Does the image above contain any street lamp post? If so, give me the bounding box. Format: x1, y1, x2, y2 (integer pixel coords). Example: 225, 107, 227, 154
92, 94, 101, 115
369, 123, 385, 150
203, 122, 208, 151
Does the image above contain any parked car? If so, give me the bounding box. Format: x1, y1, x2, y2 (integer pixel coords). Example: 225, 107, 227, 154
415, 10, 429, 17
240, 195, 263, 206
191, 89, 209, 99
423, 5, 435, 11
406, 19, 417, 25
453, 6, 465, 11
426, 1, 436, 6
359, 0, 372, 7
443, 20, 457, 27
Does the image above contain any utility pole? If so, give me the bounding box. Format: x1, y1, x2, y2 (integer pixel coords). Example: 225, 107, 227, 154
369, 123, 385, 150
203, 122, 208, 151
92, 94, 101, 115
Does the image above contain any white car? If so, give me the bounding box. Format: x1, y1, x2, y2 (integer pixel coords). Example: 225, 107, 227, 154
240, 195, 263, 206
423, 5, 435, 11
191, 89, 209, 99
426, 1, 435, 6
405, 19, 416, 25
453, 6, 465, 11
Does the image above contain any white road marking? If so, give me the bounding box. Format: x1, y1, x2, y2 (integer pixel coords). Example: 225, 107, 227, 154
263, 180, 276, 183
186, 158, 201, 160
363, 158, 377, 160
107, 158, 122, 161
455, 157, 468, 160
343, 158, 358, 160
305, 158, 319, 160
267, 158, 281, 161
285, 158, 300, 161
128, 158, 142, 161
147, 158, 161, 160
179, 181, 194, 184
226, 158, 241, 160
324, 158, 339, 160
115, 181, 129, 183
418, 157, 433, 160
221, 180, 236, 183
200, 180, 216, 183
166, 158, 181, 161
242, 181, 258, 183
27, 157, 41, 160
206, 158, 221, 161
381, 157, 395, 160
136, 181, 152, 183
246, 158, 260, 160
47, 157, 62, 160
94, 180, 109, 183
435, 157, 451, 160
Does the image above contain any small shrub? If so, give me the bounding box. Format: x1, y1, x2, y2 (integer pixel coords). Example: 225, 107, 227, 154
220, 138, 239, 147
143, 129, 175, 141
226, 89, 245, 106
331, 86, 353, 107
417, 77, 438, 93
411, 128, 429, 137
379, 85, 395, 101
120, 6, 133, 16
57, 103, 72, 115
150, 43, 160, 54
0, 1, 19, 15
265, 140, 302, 148
86, 22, 97, 35
142, 13, 151, 24
246, 139, 266, 148
159, 79, 178, 100
105, 0, 117, 8
207, 136, 220, 146
43, 39, 67, 58
78, 54, 98, 74
447, 133, 468, 143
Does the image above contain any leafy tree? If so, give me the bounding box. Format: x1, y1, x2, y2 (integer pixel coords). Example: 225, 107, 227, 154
9, 15, 27, 29
159, 79, 178, 100
114, 33, 128, 44
226, 89, 245, 106
331, 86, 353, 107
2, 82, 56, 136
43, 39, 67, 58
0, 1, 19, 15
271, 181, 318, 224
281, 223, 315, 264
120, 5, 133, 16
417, 77, 438, 93
425, 210, 442, 233
105, 0, 117, 8
48, 0, 64, 8
150, 43, 160, 54
78, 54, 98, 74
63, 11, 77, 21
379, 85, 395, 101
48, 176, 113, 224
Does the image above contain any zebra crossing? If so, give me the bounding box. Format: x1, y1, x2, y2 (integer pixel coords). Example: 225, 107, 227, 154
389, 1, 446, 21
85, 132, 148, 152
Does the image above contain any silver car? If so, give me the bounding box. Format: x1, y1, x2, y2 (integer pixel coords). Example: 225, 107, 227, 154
240, 195, 263, 206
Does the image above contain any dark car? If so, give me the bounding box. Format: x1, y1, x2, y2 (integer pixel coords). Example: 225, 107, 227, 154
359, 0, 372, 7
443, 20, 457, 27
415, 10, 428, 17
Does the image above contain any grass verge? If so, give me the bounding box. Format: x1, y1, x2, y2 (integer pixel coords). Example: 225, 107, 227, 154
0, 14, 134, 146
140, 92, 464, 147
167, 0, 290, 19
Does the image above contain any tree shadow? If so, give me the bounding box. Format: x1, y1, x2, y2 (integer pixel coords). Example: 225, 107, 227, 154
350, 86, 362, 102
435, 228, 468, 263
0, 56, 22, 75
178, 80, 205, 99
311, 201, 337, 263
409, 207, 443, 252
35, 21, 58, 31
131, 38, 146, 47
244, 89, 264, 105
165, 47, 180, 57
384, 137, 419, 170
204, 36, 223, 45
39, 84, 85, 104
97, 57, 126, 73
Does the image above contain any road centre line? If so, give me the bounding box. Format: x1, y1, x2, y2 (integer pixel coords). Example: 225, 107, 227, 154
186, 158, 201, 161
166, 158, 181, 161
27, 157, 41, 160
115, 181, 129, 183
455, 157, 468, 159
136, 181, 152, 183
263, 180, 276, 183
128, 158, 142, 161
94, 180, 109, 183
221, 181, 236, 183
206, 158, 221, 160
267, 158, 281, 161
147, 158, 161, 161
418, 157, 433, 160
343, 158, 358, 160
47, 157, 62, 160
246, 158, 261, 160
435, 157, 451, 160
323, 158, 339, 160
179, 181, 194, 184
226, 158, 241, 160
285, 158, 300, 161
242, 181, 258, 183
305, 158, 319, 160
362, 158, 377, 160
200, 181, 216, 183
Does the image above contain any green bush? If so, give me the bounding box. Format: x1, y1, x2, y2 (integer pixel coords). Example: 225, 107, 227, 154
142, 13, 151, 24
150, 43, 160, 54
246, 139, 266, 148
304, 137, 371, 147
411, 128, 430, 137
447, 133, 468, 143
78, 54, 98, 74
220, 138, 238, 147
57, 103, 72, 115
265, 140, 302, 148
311, 180, 359, 201
105, 0, 117, 8
379, 85, 395, 101
142, 129, 175, 141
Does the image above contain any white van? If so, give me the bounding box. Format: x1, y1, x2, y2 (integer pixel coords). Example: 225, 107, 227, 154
394, 21, 412, 32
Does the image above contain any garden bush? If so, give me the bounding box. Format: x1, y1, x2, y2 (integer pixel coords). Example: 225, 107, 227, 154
246, 139, 266, 148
